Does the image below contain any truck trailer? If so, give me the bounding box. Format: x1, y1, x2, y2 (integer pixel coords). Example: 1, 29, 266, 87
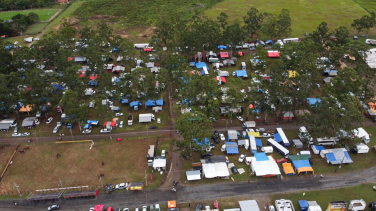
139, 113, 155, 123
147, 145, 155, 166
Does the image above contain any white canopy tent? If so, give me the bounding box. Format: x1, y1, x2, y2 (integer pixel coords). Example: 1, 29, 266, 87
186, 170, 201, 181
202, 163, 230, 178
239, 200, 260, 211
249, 156, 281, 176
152, 158, 166, 169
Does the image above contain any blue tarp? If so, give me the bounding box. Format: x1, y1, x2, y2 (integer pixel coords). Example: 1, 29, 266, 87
225, 142, 239, 154
51, 84, 64, 91
4, 45, 12, 50
217, 45, 227, 49
274, 133, 283, 143
235, 70, 247, 77
265, 40, 273, 45
182, 98, 191, 105
306, 98, 321, 105
87, 120, 99, 125
179, 77, 188, 84
146, 100, 156, 107
326, 153, 336, 162
195, 62, 208, 69
292, 160, 311, 169
255, 138, 262, 147
254, 152, 269, 161
156, 99, 164, 106
299, 200, 309, 211
193, 138, 210, 147
324, 70, 338, 73
119, 97, 129, 104
130, 101, 142, 107
190, 62, 196, 66
313, 145, 325, 151
83, 124, 90, 129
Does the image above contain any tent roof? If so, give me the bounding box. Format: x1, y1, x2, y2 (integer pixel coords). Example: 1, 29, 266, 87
19, 105, 33, 112
268, 51, 280, 58
248, 132, 261, 138
274, 133, 283, 143
255, 138, 262, 147
195, 62, 208, 69
130, 101, 141, 107
313, 145, 325, 151
202, 162, 229, 178
292, 160, 314, 174
153, 158, 166, 168
146, 100, 156, 107
235, 70, 247, 77
289, 154, 311, 161
306, 98, 321, 105
292, 139, 303, 147
326, 149, 353, 164
239, 200, 260, 211
250, 156, 281, 176
282, 163, 295, 175
219, 52, 229, 58
254, 152, 269, 161
186, 170, 201, 181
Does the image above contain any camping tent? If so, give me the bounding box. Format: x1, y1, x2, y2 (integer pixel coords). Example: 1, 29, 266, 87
225, 142, 239, 154
186, 170, 201, 181
202, 162, 230, 178
130, 101, 142, 107
306, 98, 321, 105
325, 149, 353, 164
235, 70, 248, 78
282, 163, 295, 176
195, 62, 208, 69
292, 160, 314, 174
250, 156, 281, 176
268, 51, 280, 58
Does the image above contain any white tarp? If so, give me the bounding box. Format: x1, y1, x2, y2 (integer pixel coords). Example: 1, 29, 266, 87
202, 162, 230, 178
152, 158, 166, 168
250, 156, 281, 176
239, 200, 260, 211
186, 170, 201, 181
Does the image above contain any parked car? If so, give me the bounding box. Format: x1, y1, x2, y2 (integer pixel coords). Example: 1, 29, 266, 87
56, 122, 61, 127
231, 166, 238, 174
256, 128, 265, 132
149, 125, 157, 129
209, 117, 219, 122
22, 132, 30, 136
157, 118, 161, 123
276, 158, 288, 163
82, 129, 91, 134
212, 136, 220, 144
48, 204, 60, 211
100, 129, 111, 133
12, 133, 22, 137
161, 150, 166, 157
115, 184, 121, 190
219, 133, 225, 141
115, 113, 124, 117
201, 152, 213, 158
46, 117, 53, 124
238, 153, 246, 162
53, 126, 60, 134
119, 121, 124, 128
237, 116, 244, 121
196, 203, 203, 211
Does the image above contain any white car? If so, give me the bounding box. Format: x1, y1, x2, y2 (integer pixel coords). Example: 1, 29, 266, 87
35, 120, 40, 126
119, 121, 124, 128
261, 133, 271, 138
56, 122, 62, 127
142, 206, 147, 211
12, 133, 22, 137
115, 184, 121, 190
256, 128, 265, 132
115, 113, 123, 117
119, 183, 127, 189
237, 116, 244, 121
161, 150, 166, 157
238, 153, 246, 162
46, 117, 53, 124
219, 133, 225, 141
100, 129, 111, 133
82, 129, 91, 134
157, 118, 161, 124
269, 205, 276, 211
53, 126, 60, 134
22, 132, 30, 136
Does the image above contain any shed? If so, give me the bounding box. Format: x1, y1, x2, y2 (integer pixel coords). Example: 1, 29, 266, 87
186, 170, 201, 181
299, 200, 309, 211
292, 139, 303, 148
225, 142, 239, 154
239, 200, 260, 211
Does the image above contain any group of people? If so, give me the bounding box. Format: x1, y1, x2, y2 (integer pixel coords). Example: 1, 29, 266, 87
171, 181, 179, 192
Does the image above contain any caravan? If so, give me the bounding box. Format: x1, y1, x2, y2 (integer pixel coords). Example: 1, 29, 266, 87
249, 136, 257, 154
267, 138, 289, 156
261, 146, 273, 154
282, 38, 299, 43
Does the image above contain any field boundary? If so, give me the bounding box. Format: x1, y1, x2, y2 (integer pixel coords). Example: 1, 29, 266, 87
352, 0, 372, 14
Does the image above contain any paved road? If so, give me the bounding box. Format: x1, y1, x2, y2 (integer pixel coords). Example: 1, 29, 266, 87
1, 165, 376, 211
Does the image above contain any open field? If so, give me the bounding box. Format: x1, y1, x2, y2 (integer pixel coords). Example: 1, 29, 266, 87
355, 0, 376, 13
0, 9, 59, 21
24, 22, 49, 35
272, 184, 375, 210
0, 138, 172, 194
205, 0, 369, 37
0, 145, 18, 173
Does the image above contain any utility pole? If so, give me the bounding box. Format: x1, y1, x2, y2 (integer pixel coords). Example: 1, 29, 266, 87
99, 176, 104, 189
59, 178, 63, 188
145, 170, 148, 187
70, 129, 74, 141
13, 182, 21, 196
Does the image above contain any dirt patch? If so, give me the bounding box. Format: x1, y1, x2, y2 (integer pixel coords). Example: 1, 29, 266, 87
0, 138, 170, 195
140, 26, 156, 38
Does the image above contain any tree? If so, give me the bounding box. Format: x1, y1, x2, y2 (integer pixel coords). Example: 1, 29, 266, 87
155, 13, 183, 46
351, 13, 376, 36
217, 12, 228, 31
27, 12, 39, 24
222, 21, 246, 49
261, 13, 277, 40
276, 9, 292, 38
310, 22, 332, 55
60, 90, 88, 131
333, 26, 349, 46
243, 7, 264, 37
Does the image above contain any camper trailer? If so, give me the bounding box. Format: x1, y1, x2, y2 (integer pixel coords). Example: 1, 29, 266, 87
348, 199, 366, 211
261, 146, 273, 153
352, 143, 369, 154
249, 136, 257, 154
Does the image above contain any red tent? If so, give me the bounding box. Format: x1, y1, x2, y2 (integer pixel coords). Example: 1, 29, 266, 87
268, 51, 280, 58
79, 71, 85, 78
214, 76, 226, 83
102, 121, 108, 127
94, 205, 104, 211
218, 52, 229, 59
110, 121, 116, 127
144, 47, 153, 52
89, 75, 98, 80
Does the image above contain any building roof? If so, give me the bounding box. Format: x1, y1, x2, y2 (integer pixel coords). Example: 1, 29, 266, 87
22, 117, 35, 127
239, 200, 260, 211
186, 170, 201, 181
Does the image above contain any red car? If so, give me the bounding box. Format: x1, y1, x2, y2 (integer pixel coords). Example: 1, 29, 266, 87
276, 158, 287, 163
116, 138, 123, 142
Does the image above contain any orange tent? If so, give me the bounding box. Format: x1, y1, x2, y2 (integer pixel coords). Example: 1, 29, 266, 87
168, 201, 176, 208
19, 105, 34, 113
282, 163, 294, 176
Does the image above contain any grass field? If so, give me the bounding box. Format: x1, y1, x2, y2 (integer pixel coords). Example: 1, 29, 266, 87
0, 138, 171, 194
24, 22, 49, 35
0, 9, 59, 21
205, 0, 369, 37
272, 184, 375, 211
0, 145, 18, 174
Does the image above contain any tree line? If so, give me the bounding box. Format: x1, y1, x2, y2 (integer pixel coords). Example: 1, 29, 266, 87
0, 0, 56, 11
0, 13, 39, 37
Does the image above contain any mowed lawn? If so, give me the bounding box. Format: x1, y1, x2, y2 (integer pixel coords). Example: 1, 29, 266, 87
205, 0, 368, 37
0, 9, 59, 21
0, 138, 171, 194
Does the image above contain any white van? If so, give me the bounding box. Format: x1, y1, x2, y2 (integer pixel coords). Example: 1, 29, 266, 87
241, 62, 246, 70
298, 150, 311, 155
261, 146, 273, 154
221, 144, 226, 152
353, 143, 369, 154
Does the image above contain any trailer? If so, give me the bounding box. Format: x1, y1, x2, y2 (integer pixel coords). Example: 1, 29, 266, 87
147, 145, 155, 166
348, 199, 366, 211
128, 114, 133, 126
242, 121, 256, 128
267, 138, 289, 156
127, 182, 144, 191
139, 113, 155, 123
249, 136, 257, 154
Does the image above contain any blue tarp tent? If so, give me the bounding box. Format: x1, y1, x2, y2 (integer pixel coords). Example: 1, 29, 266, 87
146, 100, 156, 107
195, 62, 208, 69
292, 160, 311, 169
325, 149, 353, 164
274, 133, 283, 143
265, 40, 273, 45
4, 45, 12, 50
193, 138, 210, 148
254, 152, 269, 161
225, 142, 239, 154
130, 101, 142, 107
119, 97, 129, 104
155, 99, 164, 106
299, 200, 309, 211
255, 138, 262, 147
217, 45, 227, 49
235, 70, 247, 77
51, 84, 64, 91
306, 98, 321, 105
